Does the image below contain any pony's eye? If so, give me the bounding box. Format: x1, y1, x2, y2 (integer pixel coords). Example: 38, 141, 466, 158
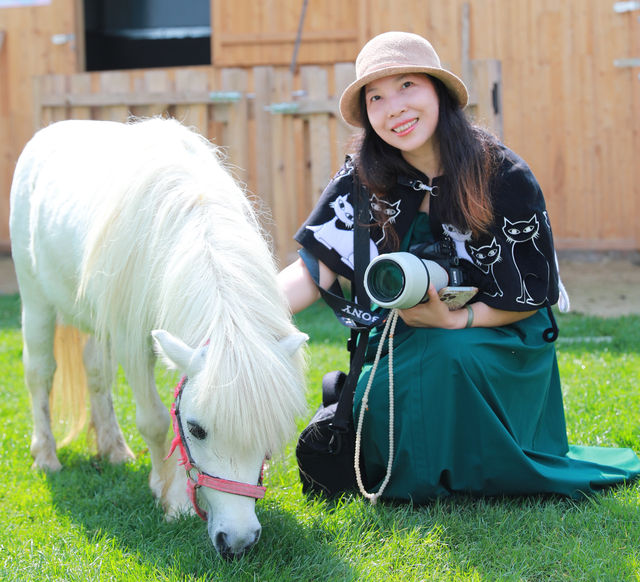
187, 421, 207, 440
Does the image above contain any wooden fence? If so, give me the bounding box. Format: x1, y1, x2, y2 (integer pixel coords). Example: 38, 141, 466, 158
33, 62, 502, 267
3, 0, 639, 254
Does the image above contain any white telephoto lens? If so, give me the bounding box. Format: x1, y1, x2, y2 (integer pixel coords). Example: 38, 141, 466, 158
364, 252, 449, 309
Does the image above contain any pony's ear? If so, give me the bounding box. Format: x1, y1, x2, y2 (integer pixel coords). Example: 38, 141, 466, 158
152, 330, 206, 376
278, 332, 308, 356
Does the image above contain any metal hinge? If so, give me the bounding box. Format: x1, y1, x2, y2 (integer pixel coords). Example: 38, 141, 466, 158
208, 91, 243, 104
613, 1, 640, 12
614, 58, 640, 67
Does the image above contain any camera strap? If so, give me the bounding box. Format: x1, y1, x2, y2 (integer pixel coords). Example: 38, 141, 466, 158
329, 173, 372, 439
298, 249, 386, 330
297, 173, 387, 332
301, 171, 381, 441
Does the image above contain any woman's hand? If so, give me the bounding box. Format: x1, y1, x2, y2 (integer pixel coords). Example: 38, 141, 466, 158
397, 285, 468, 329
398, 285, 537, 329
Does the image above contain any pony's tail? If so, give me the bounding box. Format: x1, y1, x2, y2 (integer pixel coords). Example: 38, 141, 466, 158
50, 325, 88, 447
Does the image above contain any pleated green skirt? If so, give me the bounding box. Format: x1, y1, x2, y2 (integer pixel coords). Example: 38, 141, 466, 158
353, 311, 640, 502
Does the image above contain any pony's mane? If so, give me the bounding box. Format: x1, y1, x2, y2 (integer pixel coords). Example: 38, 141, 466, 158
79, 118, 306, 452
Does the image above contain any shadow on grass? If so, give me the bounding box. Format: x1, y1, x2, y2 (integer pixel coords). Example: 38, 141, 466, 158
0, 294, 21, 330
552, 312, 640, 354
34, 448, 640, 580
44, 451, 355, 580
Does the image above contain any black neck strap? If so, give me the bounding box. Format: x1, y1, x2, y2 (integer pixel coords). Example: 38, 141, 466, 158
298, 248, 385, 330
298, 172, 387, 331
301, 171, 381, 437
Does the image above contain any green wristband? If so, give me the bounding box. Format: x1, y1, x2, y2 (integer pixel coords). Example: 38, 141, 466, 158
465, 304, 474, 328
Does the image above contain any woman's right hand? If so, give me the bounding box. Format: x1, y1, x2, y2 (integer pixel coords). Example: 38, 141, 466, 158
397, 285, 468, 329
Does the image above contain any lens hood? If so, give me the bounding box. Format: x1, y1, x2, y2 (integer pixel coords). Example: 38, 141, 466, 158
364, 252, 448, 309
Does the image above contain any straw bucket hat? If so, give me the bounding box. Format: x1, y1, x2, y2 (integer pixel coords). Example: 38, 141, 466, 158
339, 31, 469, 128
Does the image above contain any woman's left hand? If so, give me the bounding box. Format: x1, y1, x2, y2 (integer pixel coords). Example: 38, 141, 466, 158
397, 285, 467, 329
398, 287, 538, 330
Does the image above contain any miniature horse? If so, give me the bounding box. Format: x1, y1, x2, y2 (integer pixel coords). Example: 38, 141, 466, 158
9, 118, 307, 557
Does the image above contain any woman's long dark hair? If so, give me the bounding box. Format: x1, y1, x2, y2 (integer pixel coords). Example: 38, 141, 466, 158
354, 76, 501, 244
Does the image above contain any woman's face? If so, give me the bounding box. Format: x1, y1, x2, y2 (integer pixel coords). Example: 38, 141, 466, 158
364, 73, 440, 162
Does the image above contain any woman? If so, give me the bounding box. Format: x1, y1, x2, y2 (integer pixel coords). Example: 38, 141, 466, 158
279, 31, 640, 501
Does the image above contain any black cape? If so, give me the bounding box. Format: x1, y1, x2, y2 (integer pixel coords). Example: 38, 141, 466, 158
294, 147, 560, 312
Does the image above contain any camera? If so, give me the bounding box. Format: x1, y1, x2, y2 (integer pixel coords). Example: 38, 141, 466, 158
363, 239, 468, 310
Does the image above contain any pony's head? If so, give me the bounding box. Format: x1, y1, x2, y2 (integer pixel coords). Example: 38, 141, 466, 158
152, 328, 307, 558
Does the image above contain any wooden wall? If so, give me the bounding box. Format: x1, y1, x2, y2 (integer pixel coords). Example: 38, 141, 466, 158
349, 0, 640, 251
212, 0, 360, 67
1, 0, 639, 253
0, 0, 80, 249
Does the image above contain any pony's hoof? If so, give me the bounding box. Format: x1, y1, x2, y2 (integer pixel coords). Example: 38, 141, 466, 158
106, 446, 136, 465
163, 502, 194, 522
31, 455, 62, 472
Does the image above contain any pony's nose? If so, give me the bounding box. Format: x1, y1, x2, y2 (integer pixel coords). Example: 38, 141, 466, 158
215, 527, 261, 560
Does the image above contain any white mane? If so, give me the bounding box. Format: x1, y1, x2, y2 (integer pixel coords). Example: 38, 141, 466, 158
78, 118, 306, 453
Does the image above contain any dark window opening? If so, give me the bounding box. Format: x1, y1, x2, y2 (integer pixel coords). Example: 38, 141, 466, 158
84, 0, 211, 71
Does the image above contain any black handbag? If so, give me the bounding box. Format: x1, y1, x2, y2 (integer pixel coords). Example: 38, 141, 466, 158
295, 172, 381, 498
296, 333, 369, 497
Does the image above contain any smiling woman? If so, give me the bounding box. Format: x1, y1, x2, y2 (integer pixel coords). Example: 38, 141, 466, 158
278, 31, 640, 504
363, 74, 441, 178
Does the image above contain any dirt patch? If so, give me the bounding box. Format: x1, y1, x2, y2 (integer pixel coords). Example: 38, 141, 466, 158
558, 254, 640, 318
0, 257, 18, 295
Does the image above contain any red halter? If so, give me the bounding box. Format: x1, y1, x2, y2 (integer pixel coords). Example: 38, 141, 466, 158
167, 376, 266, 521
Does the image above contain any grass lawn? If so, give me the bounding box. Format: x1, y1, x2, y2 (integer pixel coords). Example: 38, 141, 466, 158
0, 293, 638, 581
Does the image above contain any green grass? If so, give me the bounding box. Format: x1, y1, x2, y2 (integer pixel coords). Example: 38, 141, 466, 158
1, 295, 639, 581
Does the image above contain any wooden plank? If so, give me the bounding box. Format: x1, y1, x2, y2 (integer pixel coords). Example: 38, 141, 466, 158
38, 90, 223, 108
461, 2, 473, 96
219, 68, 250, 183
31, 76, 44, 131
357, 0, 370, 46
598, 0, 636, 245
174, 69, 210, 136
211, 0, 223, 65
41, 75, 69, 125
98, 71, 131, 122
252, 67, 276, 217
543, 3, 567, 243
218, 30, 358, 45
68, 72, 92, 120
268, 68, 297, 265
134, 70, 171, 118
470, 59, 503, 139
334, 62, 357, 163
554, 237, 638, 251
575, 1, 596, 244
72, 0, 86, 72
301, 67, 331, 206
0, 34, 10, 244
631, 0, 640, 247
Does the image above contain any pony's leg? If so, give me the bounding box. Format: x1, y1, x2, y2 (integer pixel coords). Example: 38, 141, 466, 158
159, 449, 192, 520
121, 358, 178, 503
83, 337, 135, 464
21, 296, 60, 471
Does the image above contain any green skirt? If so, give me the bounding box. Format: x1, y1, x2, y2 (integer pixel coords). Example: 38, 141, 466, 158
353, 310, 640, 502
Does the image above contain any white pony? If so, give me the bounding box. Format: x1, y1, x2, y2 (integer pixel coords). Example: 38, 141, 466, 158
9, 118, 307, 558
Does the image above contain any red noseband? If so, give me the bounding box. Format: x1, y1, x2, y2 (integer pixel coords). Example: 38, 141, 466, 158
167, 376, 266, 520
